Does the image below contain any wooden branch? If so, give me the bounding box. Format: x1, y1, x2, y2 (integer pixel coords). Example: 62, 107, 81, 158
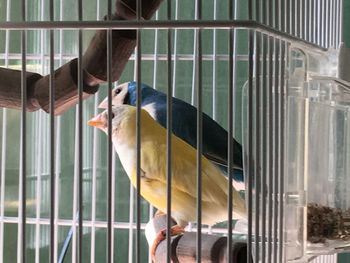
145, 215, 252, 263
33, 59, 99, 115
0, 0, 164, 115
0, 67, 42, 111
82, 17, 137, 86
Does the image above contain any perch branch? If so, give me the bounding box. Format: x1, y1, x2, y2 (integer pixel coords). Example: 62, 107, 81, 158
0, 0, 164, 115
145, 214, 252, 263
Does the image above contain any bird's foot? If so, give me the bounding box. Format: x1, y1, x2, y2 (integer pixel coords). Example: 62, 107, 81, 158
150, 225, 185, 262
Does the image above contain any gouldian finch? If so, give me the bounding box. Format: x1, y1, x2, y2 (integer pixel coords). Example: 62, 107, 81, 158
98, 81, 245, 191
88, 105, 246, 257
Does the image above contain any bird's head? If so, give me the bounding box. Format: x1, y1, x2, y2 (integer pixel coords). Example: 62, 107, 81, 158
98, 82, 130, 109
98, 81, 156, 109
87, 105, 137, 135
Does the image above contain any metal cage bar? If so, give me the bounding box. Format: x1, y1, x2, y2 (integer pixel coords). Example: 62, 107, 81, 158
19, 0, 27, 261
106, 1, 114, 262
165, 0, 173, 262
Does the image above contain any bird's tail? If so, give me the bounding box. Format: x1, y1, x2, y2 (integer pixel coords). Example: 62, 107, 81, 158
218, 166, 246, 192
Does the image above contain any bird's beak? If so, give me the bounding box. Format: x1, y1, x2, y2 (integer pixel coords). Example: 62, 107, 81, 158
87, 114, 105, 128
98, 98, 108, 109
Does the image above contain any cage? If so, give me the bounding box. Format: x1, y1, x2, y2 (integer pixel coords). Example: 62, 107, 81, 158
0, 0, 348, 263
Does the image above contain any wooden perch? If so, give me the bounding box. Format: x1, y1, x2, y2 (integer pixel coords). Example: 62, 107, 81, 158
0, 0, 164, 115
145, 215, 252, 263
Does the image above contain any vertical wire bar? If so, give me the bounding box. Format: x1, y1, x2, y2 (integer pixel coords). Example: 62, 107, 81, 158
111, 150, 116, 263
272, 39, 280, 263
324, 0, 327, 47
323, 0, 333, 48
129, 47, 137, 261
212, 0, 217, 120
299, 0, 304, 40
106, 0, 113, 262
267, 0, 275, 261
320, 0, 323, 46
0, 106, 6, 263
247, 0, 254, 261
335, 0, 338, 45
59, 0, 64, 66
166, 1, 172, 262
267, 35, 273, 263
333, 0, 338, 47
171, 0, 179, 96
330, 0, 334, 47
330, 0, 332, 47
20, 0, 27, 260
77, 0, 83, 260
254, 32, 261, 263
254, 0, 261, 262
0, 3, 10, 261
313, 0, 317, 44
310, 0, 314, 43
316, 0, 320, 45
227, 0, 234, 261
296, 0, 300, 38
260, 1, 268, 261
278, 40, 286, 263
90, 93, 99, 263
90, 1, 100, 261
0, 108, 7, 263
261, 34, 267, 263
334, 0, 338, 47
49, 0, 56, 260
290, 0, 295, 35
321, 0, 325, 47
333, 0, 337, 47
195, 0, 202, 261
191, 0, 198, 107
305, 0, 309, 43
54, 0, 63, 262
152, 11, 159, 90
128, 183, 134, 263
35, 2, 45, 261
0, 1, 11, 259
72, 110, 80, 263
136, 0, 142, 261
54, 116, 61, 263
232, 0, 238, 135
337, 0, 342, 45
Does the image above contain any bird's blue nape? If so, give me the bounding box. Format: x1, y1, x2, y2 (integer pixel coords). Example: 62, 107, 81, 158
127, 81, 158, 105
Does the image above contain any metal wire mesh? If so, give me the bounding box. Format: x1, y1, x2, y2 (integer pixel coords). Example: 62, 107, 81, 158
0, 0, 344, 262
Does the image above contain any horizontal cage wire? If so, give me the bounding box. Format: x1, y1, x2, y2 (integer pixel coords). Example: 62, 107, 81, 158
0, 0, 346, 263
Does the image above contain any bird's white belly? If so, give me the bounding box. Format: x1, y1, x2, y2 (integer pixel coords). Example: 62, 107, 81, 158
114, 142, 136, 179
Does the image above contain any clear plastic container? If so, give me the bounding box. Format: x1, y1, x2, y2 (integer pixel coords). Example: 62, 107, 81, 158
242, 46, 350, 262
285, 48, 350, 262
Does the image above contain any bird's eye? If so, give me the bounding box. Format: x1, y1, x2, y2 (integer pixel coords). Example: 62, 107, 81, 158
106, 112, 115, 119
115, 88, 121, 95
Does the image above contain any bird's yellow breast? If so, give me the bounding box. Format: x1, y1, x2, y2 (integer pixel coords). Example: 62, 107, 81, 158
113, 106, 246, 226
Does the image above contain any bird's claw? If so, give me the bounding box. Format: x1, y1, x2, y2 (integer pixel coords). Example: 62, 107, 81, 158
150, 225, 185, 262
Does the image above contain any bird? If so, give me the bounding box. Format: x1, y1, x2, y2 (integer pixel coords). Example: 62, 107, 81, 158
87, 105, 246, 259
98, 81, 245, 191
